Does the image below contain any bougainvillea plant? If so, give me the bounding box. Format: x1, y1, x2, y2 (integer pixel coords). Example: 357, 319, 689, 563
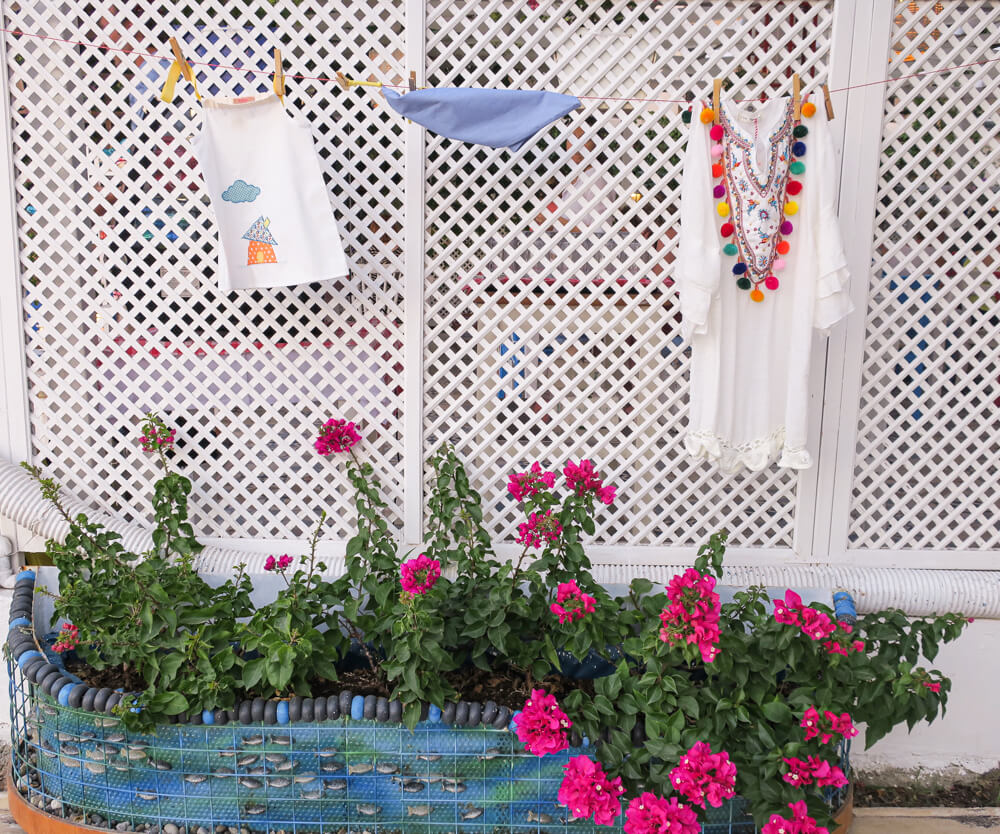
24, 414, 970, 830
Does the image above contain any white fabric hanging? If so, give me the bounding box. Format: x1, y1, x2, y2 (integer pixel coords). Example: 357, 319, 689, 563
193, 93, 349, 291
676, 97, 854, 474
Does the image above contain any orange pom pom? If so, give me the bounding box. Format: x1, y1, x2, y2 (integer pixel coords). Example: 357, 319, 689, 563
777, 241, 791, 255
712, 163, 724, 178
750, 288, 765, 303
801, 101, 817, 118
700, 107, 715, 124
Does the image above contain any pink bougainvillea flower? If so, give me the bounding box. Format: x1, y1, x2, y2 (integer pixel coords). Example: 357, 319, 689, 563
52, 623, 80, 654
658, 569, 721, 663
668, 741, 737, 809
782, 756, 848, 789
515, 689, 571, 756
852, 640, 866, 653
264, 555, 277, 572
823, 640, 849, 656
507, 462, 556, 502
801, 707, 857, 744
550, 580, 597, 624
922, 681, 942, 693
624, 793, 700, 834
825, 710, 859, 740
558, 755, 624, 826
265, 554, 293, 572
516, 510, 563, 549
800, 706, 823, 741
801, 607, 837, 641
314, 418, 361, 456
773, 589, 803, 625
762, 800, 830, 834
563, 459, 615, 505
400, 553, 441, 596
139, 414, 176, 454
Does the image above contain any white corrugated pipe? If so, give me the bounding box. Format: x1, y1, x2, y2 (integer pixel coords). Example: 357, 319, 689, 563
1, 461, 997, 618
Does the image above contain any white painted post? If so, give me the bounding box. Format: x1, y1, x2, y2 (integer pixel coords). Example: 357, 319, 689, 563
810, 1, 896, 562
402, 0, 427, 549
0, 29, 32, 571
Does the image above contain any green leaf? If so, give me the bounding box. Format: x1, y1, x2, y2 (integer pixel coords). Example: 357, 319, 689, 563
761, 701, 793, 723
149, 690, 188, 715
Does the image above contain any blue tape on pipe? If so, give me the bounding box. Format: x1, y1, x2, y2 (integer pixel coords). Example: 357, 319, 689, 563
16, 650, 42, 668
350, 695, 365, 721
276, 700, 289, 725
16, 570, 35, 582
9, 617, 31, 628
833, 591, 857, 621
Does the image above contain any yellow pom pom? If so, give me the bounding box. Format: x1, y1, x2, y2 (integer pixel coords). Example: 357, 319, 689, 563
784, 201, 799, 216
716, 203, 730, 217
801, 101, 817, 118
750, 288, 765, 303
700, 107, 715, 124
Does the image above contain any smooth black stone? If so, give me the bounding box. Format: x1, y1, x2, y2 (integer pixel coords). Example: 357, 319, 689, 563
375, 697, 389, 723
467, 702, 481, 727
226, 709, 239, 723
492, 705, 510, 729
190, 711, 203, 725
38, 671, 63, 694
31, 663, 60, 685
338, 691, 352, 717
441, 702, 456, 724
363, 694, 377, 720
81, 687, 98, 712
289, 696, 303, 722
388, 700, 402, 723
301, 698, 314, 722
176, 712, 189, 724
104, 692, 122, 714
168, 714, 179, 724
420, 702, 430, 721
238, 701, 253, 725
250, 698, 266, 723
68, 685, 87, 708
326, 695, 339, 720
214, 710, 229, 726
313, 696, 327, 722
263, 700, 278, 725
92, 688, 112, 713
455, 702, 469, 726
569, 729, 582, 747
22, 659, 46, 682
46, 675, 71, 697
481, 701, 497, 725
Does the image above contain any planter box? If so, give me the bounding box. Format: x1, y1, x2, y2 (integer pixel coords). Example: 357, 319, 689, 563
7, 570, 850, 833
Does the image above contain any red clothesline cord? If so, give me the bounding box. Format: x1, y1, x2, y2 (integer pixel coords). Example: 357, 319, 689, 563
1, 25, 998, 104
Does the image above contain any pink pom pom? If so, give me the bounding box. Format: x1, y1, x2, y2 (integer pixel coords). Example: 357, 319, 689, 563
765, 275, 779, 290
772, 258, 786, 271
710, 144, 724, 158
709, 124, 724, 141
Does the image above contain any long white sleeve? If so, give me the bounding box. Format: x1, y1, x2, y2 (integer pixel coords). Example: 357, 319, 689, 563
677, 116, 722, 343
811, 109, 854, 331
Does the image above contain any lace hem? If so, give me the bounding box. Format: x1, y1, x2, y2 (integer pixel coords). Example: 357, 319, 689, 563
685, 426, 813, 474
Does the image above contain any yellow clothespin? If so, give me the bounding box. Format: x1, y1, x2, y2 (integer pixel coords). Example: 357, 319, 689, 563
712, 78, 722, 125
160, 36, 201, 104
792, 73, 801, 121
822, 83, 835, 120
273, 48, 286, 103
334, 71, 382, 91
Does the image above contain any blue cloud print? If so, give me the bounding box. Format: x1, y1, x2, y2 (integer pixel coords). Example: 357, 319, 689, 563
221, 179, 261, 203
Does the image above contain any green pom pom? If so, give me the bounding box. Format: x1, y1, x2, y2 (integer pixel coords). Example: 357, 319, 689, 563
681, 109, 692, 124
723, 243, 738, 256
793, 125, 808, 138
790, 161, 806, 175
736, 277, 752, 291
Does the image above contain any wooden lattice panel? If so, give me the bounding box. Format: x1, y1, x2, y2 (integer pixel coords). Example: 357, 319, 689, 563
422, 0, 835, 547
848, 0, 999, 549
3, 1, 407, 539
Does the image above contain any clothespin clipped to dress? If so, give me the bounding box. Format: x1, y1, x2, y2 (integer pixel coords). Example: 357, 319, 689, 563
792, 73, 801, 121
409, 71, 417, 92
821, 83, 835, 120
712, 78, 722, 124
160, 36, 201, 104
273, 48, 286, 104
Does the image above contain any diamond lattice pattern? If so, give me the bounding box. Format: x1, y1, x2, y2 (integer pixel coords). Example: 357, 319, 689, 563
423, 0, 835, 547
4, 1, 407, 540
848, 0, 999, 550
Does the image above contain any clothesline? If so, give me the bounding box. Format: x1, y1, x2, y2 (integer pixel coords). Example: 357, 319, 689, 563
1, 25, 998, 106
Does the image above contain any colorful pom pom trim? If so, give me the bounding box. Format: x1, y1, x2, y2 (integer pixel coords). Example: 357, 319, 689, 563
705, 98, 808, 301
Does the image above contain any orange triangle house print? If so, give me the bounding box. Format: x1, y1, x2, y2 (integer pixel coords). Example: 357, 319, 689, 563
242, 216, 278, 265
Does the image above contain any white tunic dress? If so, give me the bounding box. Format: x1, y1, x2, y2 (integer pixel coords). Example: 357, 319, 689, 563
677, 97, 853, 474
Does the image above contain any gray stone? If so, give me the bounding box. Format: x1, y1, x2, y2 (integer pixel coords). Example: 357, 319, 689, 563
117, 823, 130, 831
48, 799, 63, 811
164, 823, 180, 834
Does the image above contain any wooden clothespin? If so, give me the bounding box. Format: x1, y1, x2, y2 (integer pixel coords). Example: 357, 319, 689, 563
821, 83, 835, 120
273, 48, 286, 103
160, 36, 201, 103
334, 71, 382, 91
792, 73, 801, 121
408, 71, 417, 92
712, 78, 722, 124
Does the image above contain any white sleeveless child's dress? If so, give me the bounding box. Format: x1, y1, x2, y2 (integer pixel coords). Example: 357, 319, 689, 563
193, 93, 349, 290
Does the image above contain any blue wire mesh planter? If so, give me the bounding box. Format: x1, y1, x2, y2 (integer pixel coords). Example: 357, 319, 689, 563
7, 571, 853, 834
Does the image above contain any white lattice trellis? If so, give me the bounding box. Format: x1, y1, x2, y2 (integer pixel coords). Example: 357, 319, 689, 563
0, 0, 996, 564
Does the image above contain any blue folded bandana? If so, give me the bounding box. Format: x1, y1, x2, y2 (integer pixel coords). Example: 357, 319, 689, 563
383, 87, 580, 150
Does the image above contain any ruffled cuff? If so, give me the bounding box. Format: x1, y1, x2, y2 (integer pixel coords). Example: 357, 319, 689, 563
814, 265, 854, 333
680, 283, 715, 343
